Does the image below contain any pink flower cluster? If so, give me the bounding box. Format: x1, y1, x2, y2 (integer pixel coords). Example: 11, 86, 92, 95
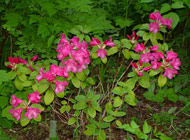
8, 55, 38, 71
57, 34, 90, 72
132, 44, 181, 79
9, 91, 41, 121
149, 11, 172, 33
89, 37, 115, 58
127, 31, 139, 45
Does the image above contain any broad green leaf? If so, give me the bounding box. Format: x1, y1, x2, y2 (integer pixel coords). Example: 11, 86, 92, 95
149, 68, 162, 77
20, 117, 30, 126
167, 88, 178, 102
88, 107, 96, 118
0, 96, 9, 109
97, 130, 106, 140
143, 121, 151, 134
75, 101, 87, 110
101, 57, 107, 64
56, 91, 64, 98
122, 49, 130, 59
114, 111, 126, 117
44, 90, 54, 105
17, 67, 31, 74
14, 78, 24, 91
84, 128, 94, 136
4, 12, 22, 27
71, 76, 81, 88
163, 12, 179, 29
125, 91, 136, 106
31, 104, 44, 111
160, 3, 171, 14
172, 1, 184, 9
103, 115, 115, 122
75, 95, 88, 102
113, 96, 123, 107
129, 51, 140, 60
48, 35, 55, 47
184, 0, 190, 8
8, 71, 17, 80
0, 70, 9, 84
2, 106, 15, 121
23, 80, 33, 87
143, 91, 154, 101
34, 114, 41, 122
37, 79, 49, 93
158, 74, 167, 87
76, 72, 86, 81
138, 76, 150, 88
143, 32, 150, 40
86, 77, 96, 85
112, 87, 123, 96
121, 39, 132, 49
68, 117, 76, 125
107, 47, 118, 56
42, 3, 57, 17
140, 0, 153, 3
115, 120, 122, 127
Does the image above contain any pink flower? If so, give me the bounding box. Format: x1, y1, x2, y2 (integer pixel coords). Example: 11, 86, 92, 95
134, 43, 145, 52
57, 44, 72, 61
138, 72, 143, 77
9, 108, 22, 121
11, 95, 23, 108
104, 37, 115, 47
54, 81, 69, 94
31, 55, 38, 61
166, 51, 178, 60
97, 49, 107, 58
8, 56, 19, 69
70, 36, 81, 49
36, 67, 44, 82
19, 58, 27, 65
149, 45, 159, 51
43, 71, 56, 81
170, 58, 181, 70
143, 67, 152, 71
89, 38, 101, 46
27, 66, 34, 72
140, 52, 153, 63
28, 91, 41, 104
72, 50, 86, 65
149, 22, 160, 33
151, 61, 162, 70
131, 62, 138, 69
149, 11, 162, 21
24, 107, 41, 120
59, 33, 69, 44
163, 68, 178, 79
127, 31, 140, 42
161, 18, 172, 29
62, 59, 78, 73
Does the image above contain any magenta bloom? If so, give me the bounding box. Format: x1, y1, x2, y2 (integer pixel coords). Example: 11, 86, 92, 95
54, 80, 69, 94
104, 37, 115, 47
8, 56, 19, 69
163, 68, 178, 79
43, 71, 56, 81
36, 67, 44, 82
24, 107, 41, 120
143, 67, 152, 71
97, 49, 107, 58
70, 36, 81, 48
161, 18, 172, 29
28, 91, 41, 104
140, 52, 153, 63
170, 58, 181, 70
131, 62, 138, 69
149, 11, 162, 21
62, 59, 78, 73
31, 55, 38, 61
11, 95, 23, 108
149, 45, 159, 52
134, 43, 145, 52
166, 51, 178, 60
19, 58, 27, 65
59, 33, 69, 44
149, 22, 160, 33
151, 61, 162, 70
89, 38, 101, 46
9, 108, 22, 121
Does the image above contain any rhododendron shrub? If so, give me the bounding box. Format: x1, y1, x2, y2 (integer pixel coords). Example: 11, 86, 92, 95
3, 11, 181, 135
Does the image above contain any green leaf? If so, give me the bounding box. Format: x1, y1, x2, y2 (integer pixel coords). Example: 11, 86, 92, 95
114, 111, 126, 117
86, 77, 96, 85
56, 91, 65, 98
113, 96, 123, 107
129, 51, 140, 60
88, 107, 96, 118
121, 39, 132, 49
149, 68, 162, 77
20, 117, 30, 126
76, 72, 86, 81
122, 49, 130, 59
75, 95, 87, 102
125, 91, 136, 106
0, 70, 8, 85
163, 12, 179, 29
22, 80, 33, 87
143, 121, 151, 134
71, 76, 81, 88
138, 76, 150, 88
31, 104, 44, 111
107, 47, 118, 56
34, 114, 41, 122
112, 87, 123, 96
17, 67, 31, 74
160, 3, 171, 14
14, 78, 24, 91
143, 91, 154, 101
37, 79, 49, 93
97, 130, 106, 140
68, 117, 76, 125
42, 3, 57, 17
143, 32, 150, 40
101, 57, 107, 64
103, 115, 115, 122
2, 106, 15, 121
4, 12, 22, 27
166, 88, 178, 102
0, 96, 9, 109
140, 0, 153, 3
8, 71, 17, 80
75, 101, 87, 110
184, 0, 190, 8
158, 74, 167, 87
115, 120, 122, 127
44, 90, 54, 105
48, 35, 55, 47
172, 1, 184, 9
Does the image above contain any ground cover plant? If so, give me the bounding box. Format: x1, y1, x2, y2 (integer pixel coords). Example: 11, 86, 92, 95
0, 0, 190, 140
